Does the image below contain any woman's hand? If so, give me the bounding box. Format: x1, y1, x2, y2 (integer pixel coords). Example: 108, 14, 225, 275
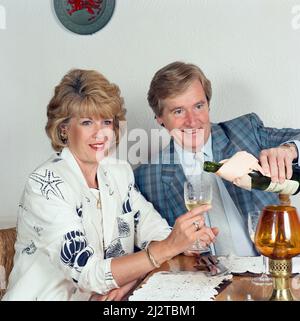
162, 205, 218, 258
89, 279, 139, 301
183, 226, 219, 256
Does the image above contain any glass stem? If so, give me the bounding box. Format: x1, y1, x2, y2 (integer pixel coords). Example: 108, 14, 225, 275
262, 255, 268, 275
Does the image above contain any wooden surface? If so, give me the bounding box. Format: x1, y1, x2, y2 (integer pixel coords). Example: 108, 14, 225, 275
0, 227, 16, 299
137, 254, 300, 301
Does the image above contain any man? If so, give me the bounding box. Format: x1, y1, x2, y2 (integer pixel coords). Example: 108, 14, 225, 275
134, 61, 300, 256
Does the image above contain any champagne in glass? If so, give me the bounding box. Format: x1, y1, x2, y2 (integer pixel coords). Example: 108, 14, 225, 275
185, 199, 212, 211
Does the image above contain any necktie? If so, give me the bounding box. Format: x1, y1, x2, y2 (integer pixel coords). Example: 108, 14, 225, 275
206, 174, 236, 256
196, 152, 236, 255
191, 152, 236, 255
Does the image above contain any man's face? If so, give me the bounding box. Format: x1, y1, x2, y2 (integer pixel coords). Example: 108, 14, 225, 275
156, 79, 211, 152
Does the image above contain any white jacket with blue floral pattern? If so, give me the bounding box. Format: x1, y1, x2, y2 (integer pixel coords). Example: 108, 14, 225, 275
3, 148, 171, 301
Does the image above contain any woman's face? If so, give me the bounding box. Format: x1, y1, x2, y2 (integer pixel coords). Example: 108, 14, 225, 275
64, 116, 115, 167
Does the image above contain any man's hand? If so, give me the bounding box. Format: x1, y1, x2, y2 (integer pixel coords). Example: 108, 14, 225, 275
259, 144, 298, 183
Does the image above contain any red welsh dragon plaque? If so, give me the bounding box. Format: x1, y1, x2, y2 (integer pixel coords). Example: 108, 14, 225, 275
53, 0, 115, 35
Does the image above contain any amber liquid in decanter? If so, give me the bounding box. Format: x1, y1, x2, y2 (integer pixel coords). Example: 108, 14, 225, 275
255, 205, 300, 260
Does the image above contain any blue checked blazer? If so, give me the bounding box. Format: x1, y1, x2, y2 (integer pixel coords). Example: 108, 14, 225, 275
134, 113, 300, 227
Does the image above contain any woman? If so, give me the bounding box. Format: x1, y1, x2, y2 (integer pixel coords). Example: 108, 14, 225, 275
3, 69, 217, 301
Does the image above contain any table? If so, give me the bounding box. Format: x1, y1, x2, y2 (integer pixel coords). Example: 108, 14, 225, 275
135, 254, 300, 301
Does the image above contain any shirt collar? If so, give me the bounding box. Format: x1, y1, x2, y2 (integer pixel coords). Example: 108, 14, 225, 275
174, 134, 213, 164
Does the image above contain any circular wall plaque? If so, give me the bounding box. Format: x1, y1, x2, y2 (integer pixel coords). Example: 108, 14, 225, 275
53, 0, 115, 35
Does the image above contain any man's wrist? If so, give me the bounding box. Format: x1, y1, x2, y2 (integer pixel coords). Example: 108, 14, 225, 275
281, 143, 298, 160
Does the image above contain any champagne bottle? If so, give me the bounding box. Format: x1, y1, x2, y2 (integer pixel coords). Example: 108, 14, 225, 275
203, 161, 300, 195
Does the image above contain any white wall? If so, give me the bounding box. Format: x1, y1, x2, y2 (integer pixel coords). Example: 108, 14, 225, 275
0, 0, 300, 226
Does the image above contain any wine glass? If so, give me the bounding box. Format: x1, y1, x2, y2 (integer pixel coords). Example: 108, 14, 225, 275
184, 172, 212, 254
248, 210, 272, 285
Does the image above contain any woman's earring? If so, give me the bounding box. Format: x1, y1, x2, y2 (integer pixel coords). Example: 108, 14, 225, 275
60, 131, 68, 144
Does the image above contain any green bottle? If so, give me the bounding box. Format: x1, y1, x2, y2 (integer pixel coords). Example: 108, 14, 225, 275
203, 161, 300, 195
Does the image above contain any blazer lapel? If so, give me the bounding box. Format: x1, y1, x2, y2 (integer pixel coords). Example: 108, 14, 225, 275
60, 148, 109, 248
97, 165, 120, 250
211, 123, 241, 162
60, 147, 90, 187
161, 141, 187, 221
211, 123, 253, 222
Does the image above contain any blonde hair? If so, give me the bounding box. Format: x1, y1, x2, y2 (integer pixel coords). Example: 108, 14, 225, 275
148, 61, 212, 116
46, 69, 126, 151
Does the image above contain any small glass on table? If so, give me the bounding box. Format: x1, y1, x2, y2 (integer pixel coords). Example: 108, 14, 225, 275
248, 210, 272, 285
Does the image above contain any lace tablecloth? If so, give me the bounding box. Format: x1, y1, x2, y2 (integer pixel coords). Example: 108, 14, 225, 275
219, 254, 300, 274
129, 271, 232, 301
129, 255, 300, 301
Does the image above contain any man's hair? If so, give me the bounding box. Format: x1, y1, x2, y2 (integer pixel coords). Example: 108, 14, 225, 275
46, 69, 126, 151
147, 61, 212, 116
